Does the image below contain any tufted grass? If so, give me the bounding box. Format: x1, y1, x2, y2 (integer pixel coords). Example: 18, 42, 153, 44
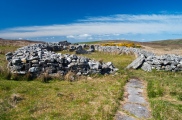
0, 77, 127, 119
0, 49, 133, 120
0, 44, 182, 119
129, 69, 182, 120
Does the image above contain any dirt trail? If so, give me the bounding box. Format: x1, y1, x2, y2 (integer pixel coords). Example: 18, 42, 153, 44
115, 79, 151, 120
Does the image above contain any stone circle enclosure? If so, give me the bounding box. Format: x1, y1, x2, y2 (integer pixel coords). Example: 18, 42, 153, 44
5, 42, 118, 76
5, 41, 182, 78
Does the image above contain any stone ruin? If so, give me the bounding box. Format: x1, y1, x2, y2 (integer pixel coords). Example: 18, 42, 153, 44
127, 54, 182, 72
5, 42, 118, 77
95, 46, 182, 72
5, 41, 182, 77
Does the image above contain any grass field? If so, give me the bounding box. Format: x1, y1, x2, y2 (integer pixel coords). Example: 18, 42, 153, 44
0, 42, 182, 120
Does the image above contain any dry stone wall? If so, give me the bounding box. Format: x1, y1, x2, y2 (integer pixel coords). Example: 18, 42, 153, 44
95, 45, 182, 72
5, 42, 182, 76
5, 43, 118, 76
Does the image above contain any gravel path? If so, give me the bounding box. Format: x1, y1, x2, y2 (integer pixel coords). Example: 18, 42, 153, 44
115, 79, 151, 120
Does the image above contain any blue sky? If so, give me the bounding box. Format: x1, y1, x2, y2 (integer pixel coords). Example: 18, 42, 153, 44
1, 0, 182, 42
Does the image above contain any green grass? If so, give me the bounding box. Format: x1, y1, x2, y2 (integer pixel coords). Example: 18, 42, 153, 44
129, 69, 182, 120
150, 100, 182, 120
78, 41, 101, 44
0, 45, 19, 67
0, 45, 182, 119
0, 51, 133, 120
0, 45, 19, 54
0, 77, 127, 119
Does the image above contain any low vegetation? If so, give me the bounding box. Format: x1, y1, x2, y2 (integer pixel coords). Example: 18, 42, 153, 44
0, 41, 182, 120
100, 42, 141, 48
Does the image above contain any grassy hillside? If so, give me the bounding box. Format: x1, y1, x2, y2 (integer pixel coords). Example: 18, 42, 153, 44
150, 39, 182, 45
0, 40, 182, 119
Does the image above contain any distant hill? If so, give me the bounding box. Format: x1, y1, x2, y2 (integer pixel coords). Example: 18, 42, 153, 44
149, 39, 182, 45
0, 38, 45, 47
78, 39, 182, 45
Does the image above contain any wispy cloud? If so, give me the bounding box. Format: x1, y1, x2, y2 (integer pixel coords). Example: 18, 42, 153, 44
1, 14, 182, 41
79, 14, 182, 23
66, 34, 91, 39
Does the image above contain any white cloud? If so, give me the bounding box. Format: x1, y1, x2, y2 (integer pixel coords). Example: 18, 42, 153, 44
79, 34, 91, 38
66, 35, 75, 38
1, 14, 182, 41
66, 34, 91, 39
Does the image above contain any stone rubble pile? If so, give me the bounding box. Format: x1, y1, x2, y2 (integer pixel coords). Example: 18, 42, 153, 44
127, 54, 182, 72
94, 45, 182, 72
5, 43, 118, 76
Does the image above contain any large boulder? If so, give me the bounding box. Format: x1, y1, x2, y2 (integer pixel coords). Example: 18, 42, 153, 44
126, 55, 145, 69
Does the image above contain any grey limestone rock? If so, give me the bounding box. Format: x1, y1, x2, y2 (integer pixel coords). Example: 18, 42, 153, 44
141, 62, 152, 72
126, 55, 145, 69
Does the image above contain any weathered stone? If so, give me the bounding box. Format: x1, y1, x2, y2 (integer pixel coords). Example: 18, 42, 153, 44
141, 62, 152, 72
87, 45, 95, 52
88, 61, 101, 70
127, 55, 145, 69
29, 67, 39, 73
5, 52, 13, 56
75, 46, 88, 54
17, 52, 23, 56
165, 65, 173, 71
6, 56, 12, 61
12, 58, 21, 64
12, 65, 23, 71
21, 58, 27, 63
115, 112, 136, 120
31, 60, 39, 64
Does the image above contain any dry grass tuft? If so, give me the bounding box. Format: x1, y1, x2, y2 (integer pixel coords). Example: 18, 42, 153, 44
39, 72, 52, 83
64, 71, 77, 82
9, 93, 24, 107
